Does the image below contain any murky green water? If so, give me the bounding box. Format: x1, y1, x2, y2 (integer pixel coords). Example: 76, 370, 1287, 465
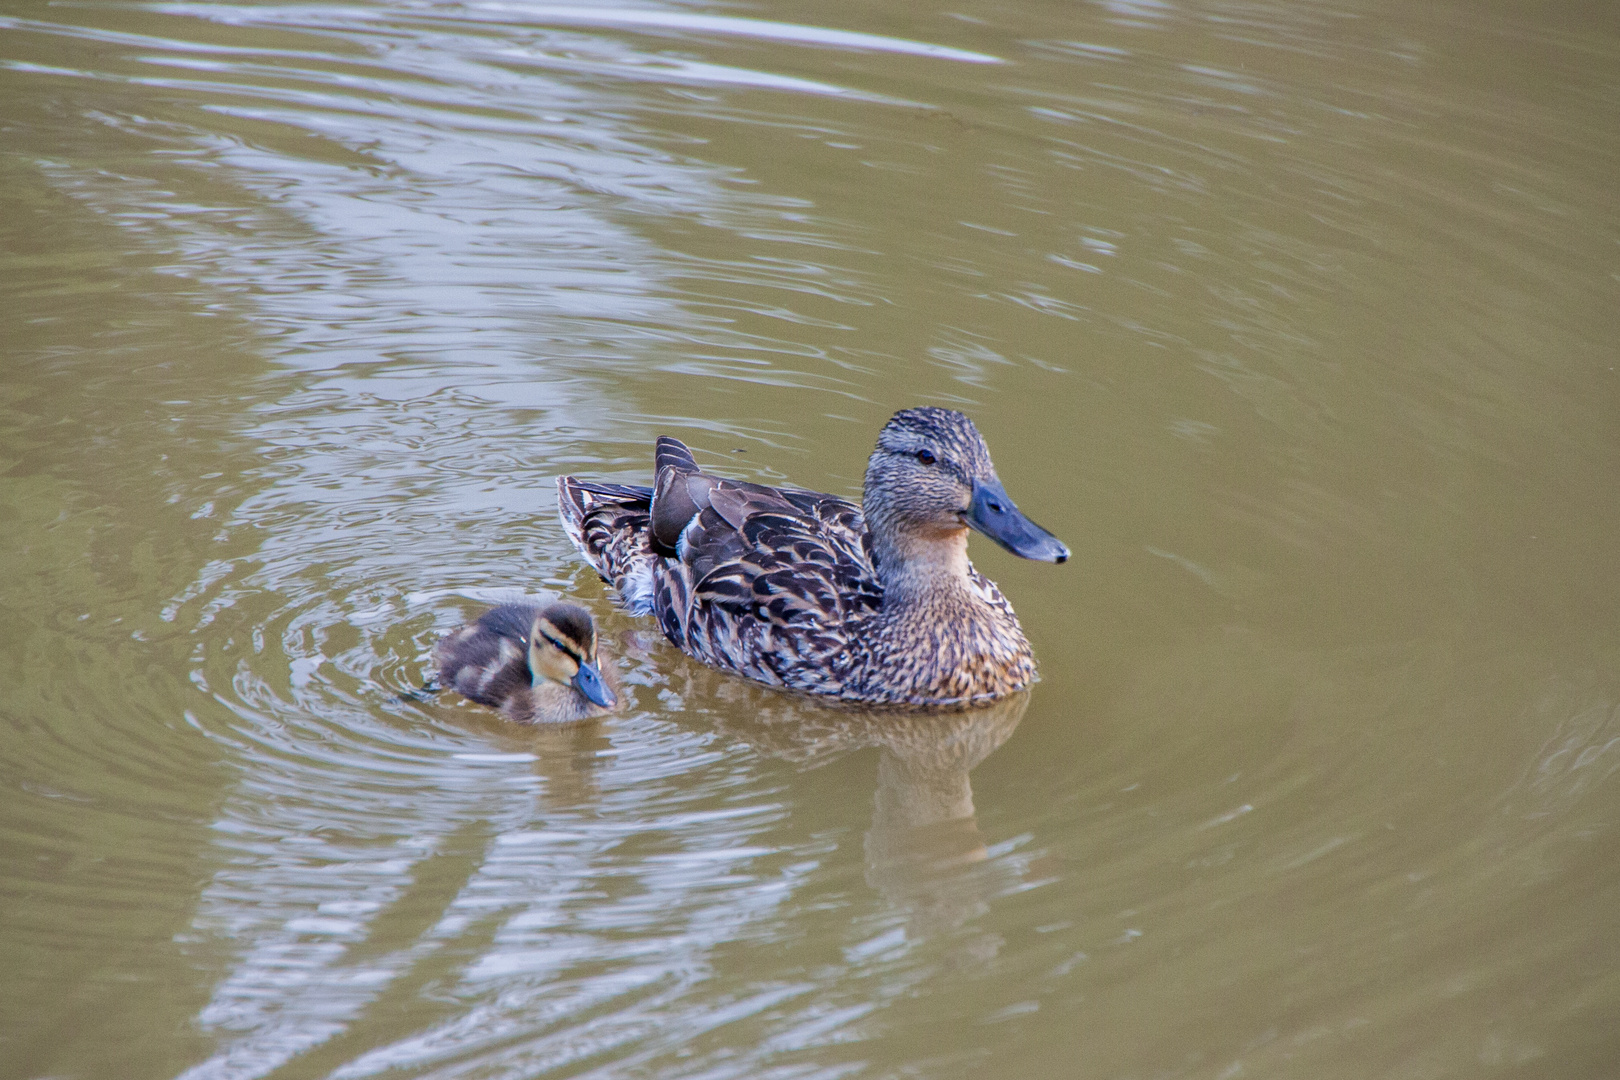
3, 1, 1617, 1077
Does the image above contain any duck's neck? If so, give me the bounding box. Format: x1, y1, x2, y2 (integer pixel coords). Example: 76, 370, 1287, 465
873, 526, 976, 611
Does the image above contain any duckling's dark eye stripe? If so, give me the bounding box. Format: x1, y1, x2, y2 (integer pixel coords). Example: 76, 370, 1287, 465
533, 622, 583, 663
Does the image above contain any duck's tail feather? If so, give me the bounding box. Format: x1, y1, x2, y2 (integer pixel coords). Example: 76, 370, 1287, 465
651, 436, 722, 553
556, 476, 658, 616
654, 436, 698, 474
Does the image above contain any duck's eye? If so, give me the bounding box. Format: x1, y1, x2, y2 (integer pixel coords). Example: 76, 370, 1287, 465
915, 449, 936, 465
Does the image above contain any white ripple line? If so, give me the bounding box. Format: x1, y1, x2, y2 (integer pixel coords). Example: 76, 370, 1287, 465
471, 4, 1006, 64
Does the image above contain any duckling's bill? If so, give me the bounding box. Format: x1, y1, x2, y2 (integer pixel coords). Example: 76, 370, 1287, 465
571, 659, 616, 708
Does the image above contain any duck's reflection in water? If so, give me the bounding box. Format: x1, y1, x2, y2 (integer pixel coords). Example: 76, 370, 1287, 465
443, 654, 1031, 955
716, 689, 1031, 949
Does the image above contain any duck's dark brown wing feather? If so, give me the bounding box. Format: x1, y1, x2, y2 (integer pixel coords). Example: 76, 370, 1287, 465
649, 453, 882, 692
562, 437, 884, 693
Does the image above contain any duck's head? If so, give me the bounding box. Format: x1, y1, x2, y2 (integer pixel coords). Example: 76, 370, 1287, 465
864, 406, 1069, 564
527, 603, 616, 708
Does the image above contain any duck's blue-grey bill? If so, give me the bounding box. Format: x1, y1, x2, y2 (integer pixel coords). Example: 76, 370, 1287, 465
572, 661, 617, 708
967, 478, 1070, 563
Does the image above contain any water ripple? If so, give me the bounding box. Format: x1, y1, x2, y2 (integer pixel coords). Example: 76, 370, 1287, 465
8, 0, 1618, 1076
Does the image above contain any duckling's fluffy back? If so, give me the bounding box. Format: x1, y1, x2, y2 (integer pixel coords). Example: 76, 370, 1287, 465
434, 605, 537, 708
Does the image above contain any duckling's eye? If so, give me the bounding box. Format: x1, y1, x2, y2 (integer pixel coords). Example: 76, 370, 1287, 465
539, 632, 575, 660
915, 449, 936, 465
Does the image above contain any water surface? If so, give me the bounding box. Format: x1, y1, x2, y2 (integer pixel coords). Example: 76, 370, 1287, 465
3, 0, 1617, 1077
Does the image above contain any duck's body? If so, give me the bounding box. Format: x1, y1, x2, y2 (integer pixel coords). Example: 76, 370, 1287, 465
433, 602, 618, 723
558, 407, 1067, 709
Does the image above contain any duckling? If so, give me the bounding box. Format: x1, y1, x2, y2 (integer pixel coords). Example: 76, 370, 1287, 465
557, 406, 1068, 708
432, 601, 618, 723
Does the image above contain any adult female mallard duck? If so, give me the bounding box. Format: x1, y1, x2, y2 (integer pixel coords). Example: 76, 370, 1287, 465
557, 407, 1068, 708
432, 601, 618, 723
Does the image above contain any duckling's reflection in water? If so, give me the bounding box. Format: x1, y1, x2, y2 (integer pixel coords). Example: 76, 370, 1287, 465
714, 687, 1030, 950
447, 709, 612, 806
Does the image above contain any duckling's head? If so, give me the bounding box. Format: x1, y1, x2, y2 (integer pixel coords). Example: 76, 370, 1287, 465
864, 406, 1069, 565
527, 603, 616, 708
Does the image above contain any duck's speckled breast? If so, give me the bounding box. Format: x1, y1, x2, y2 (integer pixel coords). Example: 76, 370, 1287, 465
839, 568, 1035, 708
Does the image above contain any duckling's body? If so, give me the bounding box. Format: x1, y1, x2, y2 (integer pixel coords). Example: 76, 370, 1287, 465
433, 602, 618, 723
558, 407, 1067, 708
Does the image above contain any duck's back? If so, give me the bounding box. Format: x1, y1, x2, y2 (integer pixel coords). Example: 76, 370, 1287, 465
657, 481, 885, 697
560, 441, 884, 696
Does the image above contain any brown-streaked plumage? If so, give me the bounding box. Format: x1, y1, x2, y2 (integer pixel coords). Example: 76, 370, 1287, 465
432, 602, 619, 723
557, 406, 1068, 709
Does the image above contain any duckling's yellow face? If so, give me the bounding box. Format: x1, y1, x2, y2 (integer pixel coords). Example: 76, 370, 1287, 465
528, 610, 595, 685
528, 603, 617, 708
